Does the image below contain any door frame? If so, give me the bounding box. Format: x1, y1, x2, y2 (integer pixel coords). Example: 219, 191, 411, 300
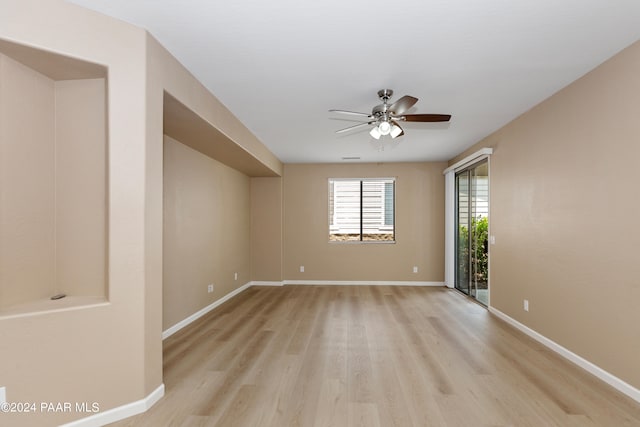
443, 148, 492, 302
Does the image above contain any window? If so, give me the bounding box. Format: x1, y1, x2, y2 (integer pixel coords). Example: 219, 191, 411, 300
328, 178, 395, 242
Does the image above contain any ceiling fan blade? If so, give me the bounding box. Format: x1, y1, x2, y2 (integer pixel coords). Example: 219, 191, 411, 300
400, 114, 451, 122
389, 95, 418, 115
330, 117, 374, 123
335, 121, 374, 134
329, 109, 373, 118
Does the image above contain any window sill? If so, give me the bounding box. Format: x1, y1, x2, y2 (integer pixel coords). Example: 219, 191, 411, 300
328, 240, 396, 245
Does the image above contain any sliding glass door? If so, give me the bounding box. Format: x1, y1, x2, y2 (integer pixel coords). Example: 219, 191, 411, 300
455, 160, 489, 305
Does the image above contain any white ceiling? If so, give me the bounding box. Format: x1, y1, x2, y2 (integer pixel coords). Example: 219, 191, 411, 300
69, 0, 640, 163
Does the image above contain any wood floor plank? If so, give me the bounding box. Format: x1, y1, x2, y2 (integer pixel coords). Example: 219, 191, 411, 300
195, 330, 274, 418
347, 402, 381, 427
262, 355, 303, 427
312, 378, 347, 427
108, 286, 640, 427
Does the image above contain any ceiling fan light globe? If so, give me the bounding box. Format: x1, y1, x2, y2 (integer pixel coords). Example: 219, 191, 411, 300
390, 124, 402, 138
378, 121, 391, 135
370, 126, 382, 139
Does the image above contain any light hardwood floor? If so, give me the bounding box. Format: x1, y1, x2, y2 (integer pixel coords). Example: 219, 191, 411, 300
110, 286, 640, 426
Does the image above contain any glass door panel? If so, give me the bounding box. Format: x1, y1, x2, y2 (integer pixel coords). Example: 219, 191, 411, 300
455, 161, 489, 305
455, 170, 470, 295
471, 162, 489, 305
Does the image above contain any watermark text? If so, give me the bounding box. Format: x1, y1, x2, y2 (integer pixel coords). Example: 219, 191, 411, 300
1, 401, 100, 414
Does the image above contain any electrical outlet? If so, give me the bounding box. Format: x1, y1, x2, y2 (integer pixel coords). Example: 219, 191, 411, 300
299, 266, 305, 273
524, 299, 529, 312
208, 284, 214, 293
234, 272, 238, 281
490, 235, 496, 245
0, 386, 6, 404
413, 266, 418, 273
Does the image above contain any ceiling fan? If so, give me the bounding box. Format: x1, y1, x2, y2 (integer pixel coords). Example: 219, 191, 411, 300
330, 89, 451, 139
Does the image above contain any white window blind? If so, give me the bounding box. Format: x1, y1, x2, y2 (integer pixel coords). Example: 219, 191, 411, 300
329, 178, 395, 242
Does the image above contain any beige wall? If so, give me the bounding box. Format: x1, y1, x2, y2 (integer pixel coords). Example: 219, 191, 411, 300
452, 40, 640, 389
163, 135, 251, 330
0, 1, 151, 425
0, 54, 107, 310
283, 163, 445, 282
251, 177, 283, 282
0, 52, 56, 309
55, 78, 107, 298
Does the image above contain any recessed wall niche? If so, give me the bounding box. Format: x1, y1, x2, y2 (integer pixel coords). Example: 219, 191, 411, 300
0, 39, 108, 316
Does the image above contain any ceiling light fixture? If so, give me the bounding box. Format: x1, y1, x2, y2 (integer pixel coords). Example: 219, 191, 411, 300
370, 120, 403, 140
390, 123, 403, 138
331, 89, 452, 141
369, 126, 382, 139
378, 121, 391, 135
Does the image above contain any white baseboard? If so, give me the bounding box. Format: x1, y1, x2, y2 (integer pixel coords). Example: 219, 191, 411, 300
282, 280, 445, 286
162, 282, 252, 340
60, 384, 164, 427
251, 281, 284, 287
489, 307, 640, 404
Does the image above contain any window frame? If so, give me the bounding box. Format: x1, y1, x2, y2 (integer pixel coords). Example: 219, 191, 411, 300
328, 177, 396, 244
